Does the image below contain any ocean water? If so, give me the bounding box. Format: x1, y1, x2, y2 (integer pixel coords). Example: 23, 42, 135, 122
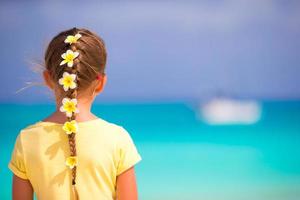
1, 101, 300, 200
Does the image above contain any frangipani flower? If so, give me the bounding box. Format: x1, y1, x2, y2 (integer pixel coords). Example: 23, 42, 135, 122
62, 120, 79, 134
58, 72, 77, 91
66, 156, 78, 169
59, 98, 79, 117
60, 50, 79, 67
64, 34, 82, 44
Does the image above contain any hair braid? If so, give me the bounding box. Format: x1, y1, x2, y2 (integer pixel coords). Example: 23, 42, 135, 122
44, 27, 107, 199
68, 43, 79, 186
58, 28, 82, 199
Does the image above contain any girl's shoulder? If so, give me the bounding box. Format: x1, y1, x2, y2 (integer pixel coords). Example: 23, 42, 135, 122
18, 117, 131, 140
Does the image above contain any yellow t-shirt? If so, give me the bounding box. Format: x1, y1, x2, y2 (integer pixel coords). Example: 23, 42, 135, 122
8, 118, 142, 200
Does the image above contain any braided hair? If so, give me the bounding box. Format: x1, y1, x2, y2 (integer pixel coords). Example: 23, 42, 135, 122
44, 27, 107, 199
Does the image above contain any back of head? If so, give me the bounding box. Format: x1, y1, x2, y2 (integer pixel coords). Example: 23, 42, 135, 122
45, 27, 107, 99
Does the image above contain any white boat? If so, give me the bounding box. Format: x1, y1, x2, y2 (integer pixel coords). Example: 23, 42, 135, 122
199, 98, 261, 125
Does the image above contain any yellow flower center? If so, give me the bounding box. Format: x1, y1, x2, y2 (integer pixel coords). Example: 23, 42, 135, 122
64, 101, 76, 113
68, 36, 78, 44
63, 76, 73, 87
65, 53, 75, 63
63, 120, 78, 134
66, 156, 78, 169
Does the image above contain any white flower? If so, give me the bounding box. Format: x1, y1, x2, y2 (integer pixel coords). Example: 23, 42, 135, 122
64, 34, 82, 44
65, 156, 78, 169
59, 97, 79, 117
58, 72, 77, 91
59, 50, 79, 67
62, 120, 79, 134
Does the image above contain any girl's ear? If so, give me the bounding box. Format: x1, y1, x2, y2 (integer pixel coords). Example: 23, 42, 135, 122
43, 70, 55, 90
95, 74, 107, 94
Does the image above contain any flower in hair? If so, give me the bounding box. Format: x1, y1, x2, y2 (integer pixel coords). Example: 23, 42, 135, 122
62, 120, 79, 134
64, 34, 82, 44
59, 97, 79, 117
65, 156, 78, 169
58, 72, 77, 91
60, 50, 79, 67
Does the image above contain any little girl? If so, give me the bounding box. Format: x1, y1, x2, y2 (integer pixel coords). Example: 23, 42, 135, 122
8, 27, 142, 200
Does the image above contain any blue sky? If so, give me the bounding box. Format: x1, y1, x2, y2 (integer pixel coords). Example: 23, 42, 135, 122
0, 0, 299, 103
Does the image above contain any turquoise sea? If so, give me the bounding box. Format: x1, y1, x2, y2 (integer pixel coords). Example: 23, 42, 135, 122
1, 101, 300, 200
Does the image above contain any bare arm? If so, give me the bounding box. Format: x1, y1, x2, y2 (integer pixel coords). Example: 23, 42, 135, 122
116, 166, 139, 200
12, 175, 33, 200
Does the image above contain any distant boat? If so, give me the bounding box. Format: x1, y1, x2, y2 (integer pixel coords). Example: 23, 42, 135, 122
200, 98, 261, 125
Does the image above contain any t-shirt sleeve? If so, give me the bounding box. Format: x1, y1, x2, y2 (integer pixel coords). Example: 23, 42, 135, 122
116, 126, 142, 176
8, 132, 28, 180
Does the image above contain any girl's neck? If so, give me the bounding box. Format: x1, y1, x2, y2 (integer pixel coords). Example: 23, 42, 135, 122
42, 98, 98, 124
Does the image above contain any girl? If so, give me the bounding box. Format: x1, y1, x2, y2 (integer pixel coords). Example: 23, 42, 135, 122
8, 27, 142, 200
